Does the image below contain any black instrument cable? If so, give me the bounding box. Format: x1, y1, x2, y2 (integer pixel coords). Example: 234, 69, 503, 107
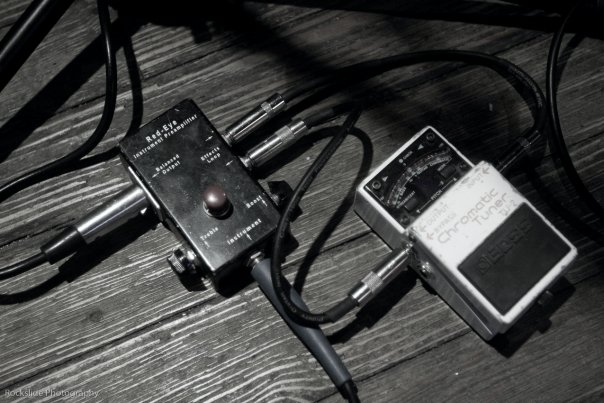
266, 50, 546, 325
228, 50, 547, 167
546, 1, 604, 232
0, 5, 595, 401
0, 0, 116, 280
341, 379, 361, 403
0, 253, 47, 281
270, 108, 362, 325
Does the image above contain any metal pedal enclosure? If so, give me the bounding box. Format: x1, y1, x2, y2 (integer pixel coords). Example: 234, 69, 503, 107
119, 100, 280, 286
355, 126, 577, 339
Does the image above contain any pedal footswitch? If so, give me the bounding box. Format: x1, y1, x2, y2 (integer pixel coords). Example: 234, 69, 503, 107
355, 126, 577, 339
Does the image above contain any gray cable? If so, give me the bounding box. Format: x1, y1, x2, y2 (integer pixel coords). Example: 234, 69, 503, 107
251, 258, 353, 389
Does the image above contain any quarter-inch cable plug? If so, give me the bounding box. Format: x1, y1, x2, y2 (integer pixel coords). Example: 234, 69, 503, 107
349, 243, 414, 307
1, 185, 150, 280
41, 185, 149, 263
240, 118, 308, 169
224, 93, 286, 145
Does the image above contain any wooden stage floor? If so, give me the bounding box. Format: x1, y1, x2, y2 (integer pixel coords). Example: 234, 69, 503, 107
0, 1, 603, 401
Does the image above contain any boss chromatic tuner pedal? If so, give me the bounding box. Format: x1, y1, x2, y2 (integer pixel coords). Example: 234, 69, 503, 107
355, 126, 577, 340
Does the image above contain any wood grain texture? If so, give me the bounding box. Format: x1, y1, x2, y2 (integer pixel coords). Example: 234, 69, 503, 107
0, 234, 484, 402
323, 273, 604, 403
0, 1, 603, 401
0, 0, 28, 30
4, 233, 604, 402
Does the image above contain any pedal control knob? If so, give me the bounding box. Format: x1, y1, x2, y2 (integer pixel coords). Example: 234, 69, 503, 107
202, 185, 231, 218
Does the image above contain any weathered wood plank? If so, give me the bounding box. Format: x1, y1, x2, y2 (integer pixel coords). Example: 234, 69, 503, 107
4, 232, 603, 402
0, 234, 491, 401
0, 28, 602, 389
0, 2, 318, 128
4, 28, 599, 244
0, 3, 603, 401
5, 17, 603, 183
2, 31, 602, 261
0, 129, 598, 391
2, 0, 552, 148
0, 0, 597, 135
1, 9, 561, 250
323, 272, 604, 403
129, 3, 319, 80
0, 0, 29, 30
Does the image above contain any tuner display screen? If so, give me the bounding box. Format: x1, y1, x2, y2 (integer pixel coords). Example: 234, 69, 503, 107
364, 128, 472, 227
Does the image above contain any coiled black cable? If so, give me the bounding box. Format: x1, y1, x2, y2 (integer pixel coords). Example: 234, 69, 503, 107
281, 50, 546, 141
546, 1, 604, 231
270, 109, 362, 325
271, 49, 548, 178
0, 0, 116, 204
0, 252, 47, 280
267, 50, 546, 326
0, 0, 116, 280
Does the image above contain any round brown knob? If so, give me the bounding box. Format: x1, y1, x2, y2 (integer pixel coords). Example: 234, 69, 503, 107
202, 185, 231, 218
